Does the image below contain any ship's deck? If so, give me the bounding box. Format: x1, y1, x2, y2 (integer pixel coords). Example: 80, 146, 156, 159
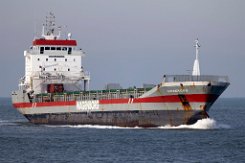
33, 87, 153, 103
31, 75, 229, 103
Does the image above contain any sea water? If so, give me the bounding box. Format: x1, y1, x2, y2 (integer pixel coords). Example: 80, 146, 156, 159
0, 98, 245, 163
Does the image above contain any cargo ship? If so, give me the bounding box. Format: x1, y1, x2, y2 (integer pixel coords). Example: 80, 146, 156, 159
12, 13, 229, 127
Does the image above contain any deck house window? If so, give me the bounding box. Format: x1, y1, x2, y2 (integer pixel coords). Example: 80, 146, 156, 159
40, 47, 44, 54
68, 47, 72, 54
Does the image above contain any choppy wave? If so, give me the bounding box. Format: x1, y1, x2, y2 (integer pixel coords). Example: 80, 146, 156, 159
45, 118, 230, 130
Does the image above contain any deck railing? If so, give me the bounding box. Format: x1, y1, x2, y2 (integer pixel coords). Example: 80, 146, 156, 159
34, 87, 153, 103
163, 75, 229, 83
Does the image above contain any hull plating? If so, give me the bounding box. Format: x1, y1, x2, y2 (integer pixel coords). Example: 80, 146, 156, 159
24, 110, 209, 127
12, 80, 230, 127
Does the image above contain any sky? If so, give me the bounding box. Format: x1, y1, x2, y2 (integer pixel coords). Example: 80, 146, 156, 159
0, 0, 244, 97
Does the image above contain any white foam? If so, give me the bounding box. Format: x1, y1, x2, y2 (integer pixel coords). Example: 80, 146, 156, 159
0, 119, 28, 126
0, 119, 17, 126
158, 118, 231, 130
44, 118, 230, 130
45, 124, 142, 129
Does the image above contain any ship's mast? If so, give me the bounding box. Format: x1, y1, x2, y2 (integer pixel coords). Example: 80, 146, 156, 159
41, 12, 61, 40
192, 38, 201, 76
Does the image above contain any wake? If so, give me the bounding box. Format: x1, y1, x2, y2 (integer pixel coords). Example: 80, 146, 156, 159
157, 118, 231, 130
46, 124, 141, 129
0, 119, 19, 126
0, 119, 29, 126
45, 118, 230, 130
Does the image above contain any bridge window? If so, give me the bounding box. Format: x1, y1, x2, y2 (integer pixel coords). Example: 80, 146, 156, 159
57, 47, 61, 51
51, 47, 55, 50
68, 47, 72, 54
40, 47, 44, 54
45, 47, 50, 50
62, 47, 67, 51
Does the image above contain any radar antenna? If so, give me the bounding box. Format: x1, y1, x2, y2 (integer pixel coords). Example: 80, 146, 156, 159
41, 12, 61, 40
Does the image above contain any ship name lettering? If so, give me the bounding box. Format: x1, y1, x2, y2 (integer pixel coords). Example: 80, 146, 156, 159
76, 100, 99, 112
167, 89, 188, 93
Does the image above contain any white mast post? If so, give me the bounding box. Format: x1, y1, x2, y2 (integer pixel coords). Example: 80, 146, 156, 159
192, 38, 201, 76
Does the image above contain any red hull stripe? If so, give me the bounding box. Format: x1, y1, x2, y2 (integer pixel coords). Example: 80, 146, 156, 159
33, 39, 77, 46
99, 94, 218, 104
13, 94, 218, 109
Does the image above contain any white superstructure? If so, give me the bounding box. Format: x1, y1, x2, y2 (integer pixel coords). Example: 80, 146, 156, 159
19, 12, 90, 94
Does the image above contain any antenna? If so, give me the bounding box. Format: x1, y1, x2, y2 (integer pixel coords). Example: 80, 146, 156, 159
46, 12, 56, 35
57, 26, 62, 39
42, 12, 59, 40
68, 33, 72, 40
42, 24, 45, 37
192, 38, 201, 76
